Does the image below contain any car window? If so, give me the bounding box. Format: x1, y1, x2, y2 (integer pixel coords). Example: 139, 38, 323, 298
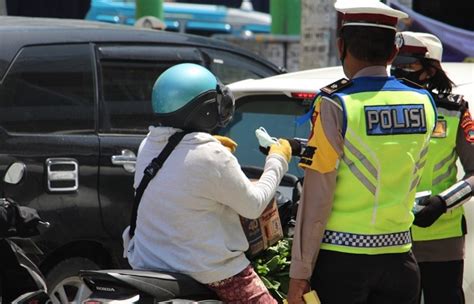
0, 44, 94, 134
98, 46, 204, 134
99, 61, 168, 134
219, 95, 311, 176
202, 48, 277, 84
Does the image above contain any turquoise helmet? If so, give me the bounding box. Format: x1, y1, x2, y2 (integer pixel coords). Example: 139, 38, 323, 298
152, 63, 234, 132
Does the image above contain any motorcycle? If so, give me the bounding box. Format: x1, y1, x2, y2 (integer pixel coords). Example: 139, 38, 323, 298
0, 162, 51, 304
79, 166, 301, 304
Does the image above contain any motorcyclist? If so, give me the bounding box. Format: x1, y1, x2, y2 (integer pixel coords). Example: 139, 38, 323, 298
391, 31, 474, 304
123, 63, 291, 303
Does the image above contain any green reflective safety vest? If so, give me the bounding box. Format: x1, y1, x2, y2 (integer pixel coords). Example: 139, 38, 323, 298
320, 77, 436, 255
412, 95, 465, 241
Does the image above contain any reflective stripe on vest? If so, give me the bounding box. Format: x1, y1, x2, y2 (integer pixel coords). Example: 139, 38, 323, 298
323, 230, 411, 248
320, 77, 436, 255
412, 105, 464, 241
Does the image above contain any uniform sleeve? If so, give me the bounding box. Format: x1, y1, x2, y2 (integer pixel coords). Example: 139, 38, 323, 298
457, 104, 474, 178
299, 96, 343, 173
290, 96, 344, 280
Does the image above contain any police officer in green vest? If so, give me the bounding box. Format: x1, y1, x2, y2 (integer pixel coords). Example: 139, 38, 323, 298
391, 31, 474, 304
286, 1, 438, 303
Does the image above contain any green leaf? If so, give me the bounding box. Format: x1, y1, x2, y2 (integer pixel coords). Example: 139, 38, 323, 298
261, 276, 281, 290
265, 255, 281, 272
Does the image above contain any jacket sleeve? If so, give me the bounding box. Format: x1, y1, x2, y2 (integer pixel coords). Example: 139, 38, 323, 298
290, 96, 344, 280
456, 107, 474, 178
212, 152, 288, 219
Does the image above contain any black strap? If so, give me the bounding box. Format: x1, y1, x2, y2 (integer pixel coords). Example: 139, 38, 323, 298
129, 131, 189, 238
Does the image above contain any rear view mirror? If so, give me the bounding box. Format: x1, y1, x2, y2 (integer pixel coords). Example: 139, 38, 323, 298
3, 162, 26, 185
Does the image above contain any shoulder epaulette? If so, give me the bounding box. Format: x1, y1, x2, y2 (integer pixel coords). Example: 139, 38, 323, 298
320, 78, 352, 95
399, 78, 424, 89
437, 93, 464, 105
434, 93, 467, 112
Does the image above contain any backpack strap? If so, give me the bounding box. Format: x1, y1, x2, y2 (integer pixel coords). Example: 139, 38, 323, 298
129, 131, 190, 238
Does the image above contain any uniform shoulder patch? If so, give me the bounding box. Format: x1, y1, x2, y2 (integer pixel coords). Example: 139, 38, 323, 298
399, 78, 424, 89
320, 78, 352, 95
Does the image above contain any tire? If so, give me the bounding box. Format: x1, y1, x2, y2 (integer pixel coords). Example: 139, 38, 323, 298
46, 257, 100, 304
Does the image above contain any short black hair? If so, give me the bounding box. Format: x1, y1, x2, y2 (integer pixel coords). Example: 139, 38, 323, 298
339, 26, 396, 63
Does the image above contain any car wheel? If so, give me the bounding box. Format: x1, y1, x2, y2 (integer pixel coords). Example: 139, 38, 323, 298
47, 257, 100, 304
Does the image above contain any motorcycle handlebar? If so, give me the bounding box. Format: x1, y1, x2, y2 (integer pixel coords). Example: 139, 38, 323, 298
38, 221, 50, 229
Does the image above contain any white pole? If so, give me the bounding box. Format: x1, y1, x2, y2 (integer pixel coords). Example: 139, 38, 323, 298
0, 0, 7, 16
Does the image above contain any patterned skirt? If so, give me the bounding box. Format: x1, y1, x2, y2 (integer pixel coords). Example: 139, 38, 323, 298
206, 265, 277, 304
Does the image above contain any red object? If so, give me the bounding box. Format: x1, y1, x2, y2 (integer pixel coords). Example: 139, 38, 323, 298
399, 45, 428, 55
291, 92, 317, 100
460, 110, 474, 143
342, 13, 398, 26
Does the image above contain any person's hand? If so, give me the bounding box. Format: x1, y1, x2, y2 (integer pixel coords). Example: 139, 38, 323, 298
413, 195, 446, 228
259, 138, 303, 157
213, 135, 237, 153
287, 278, 310, 304
269, 139, 292, 163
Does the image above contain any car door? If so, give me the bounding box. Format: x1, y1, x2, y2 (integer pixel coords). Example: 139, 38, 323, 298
96, 45, 206, 239
0, 44, 103, 254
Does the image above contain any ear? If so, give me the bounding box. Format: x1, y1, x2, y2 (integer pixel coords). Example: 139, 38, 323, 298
387, 45, 399, 64
426, 66, 437, 78
337, 38, 344, 58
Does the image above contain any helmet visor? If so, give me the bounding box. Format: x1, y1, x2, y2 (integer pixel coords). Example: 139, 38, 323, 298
216, 83, 235, 127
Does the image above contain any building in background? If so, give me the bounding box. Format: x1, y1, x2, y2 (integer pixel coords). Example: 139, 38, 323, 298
2, 0, 472, 68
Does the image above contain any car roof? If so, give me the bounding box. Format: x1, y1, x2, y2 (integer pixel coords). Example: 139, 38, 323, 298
229, 63, 474, 102
228, 66, 345, 99
0, 16, 280, 74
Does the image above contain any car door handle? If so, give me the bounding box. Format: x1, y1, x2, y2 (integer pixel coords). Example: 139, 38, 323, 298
111, 149, 136, 173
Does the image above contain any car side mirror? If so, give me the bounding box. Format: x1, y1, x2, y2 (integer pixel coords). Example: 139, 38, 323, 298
3, 162, 26, 185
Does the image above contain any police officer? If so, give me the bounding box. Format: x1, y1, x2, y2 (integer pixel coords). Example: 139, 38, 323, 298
286, 1, 437, 303
391, 31, 474, 304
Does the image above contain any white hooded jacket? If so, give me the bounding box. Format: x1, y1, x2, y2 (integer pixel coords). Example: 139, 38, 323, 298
123, 126, 288, 283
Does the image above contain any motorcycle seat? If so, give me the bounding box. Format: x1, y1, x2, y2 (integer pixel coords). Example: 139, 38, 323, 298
80, 269, 219, 301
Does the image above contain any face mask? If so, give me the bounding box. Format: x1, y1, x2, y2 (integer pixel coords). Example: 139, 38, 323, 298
390, 67, 427, 86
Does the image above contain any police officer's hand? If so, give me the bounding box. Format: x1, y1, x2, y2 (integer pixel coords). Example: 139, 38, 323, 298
287, 278, 310, 304
269, 139, 292, 163
213, 135, 237, 153
260, 139, 302, 157
413, 195, 447, 228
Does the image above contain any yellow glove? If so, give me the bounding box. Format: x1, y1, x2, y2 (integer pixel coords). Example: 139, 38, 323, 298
213, 135, 238, 153
269, 138, 292, 163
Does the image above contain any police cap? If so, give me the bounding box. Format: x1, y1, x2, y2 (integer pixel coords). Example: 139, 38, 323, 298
394, 31, 443, 65
335, 0, 408, 31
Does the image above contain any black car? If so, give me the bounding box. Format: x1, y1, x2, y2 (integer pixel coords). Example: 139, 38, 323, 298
0, 16, 282, 302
